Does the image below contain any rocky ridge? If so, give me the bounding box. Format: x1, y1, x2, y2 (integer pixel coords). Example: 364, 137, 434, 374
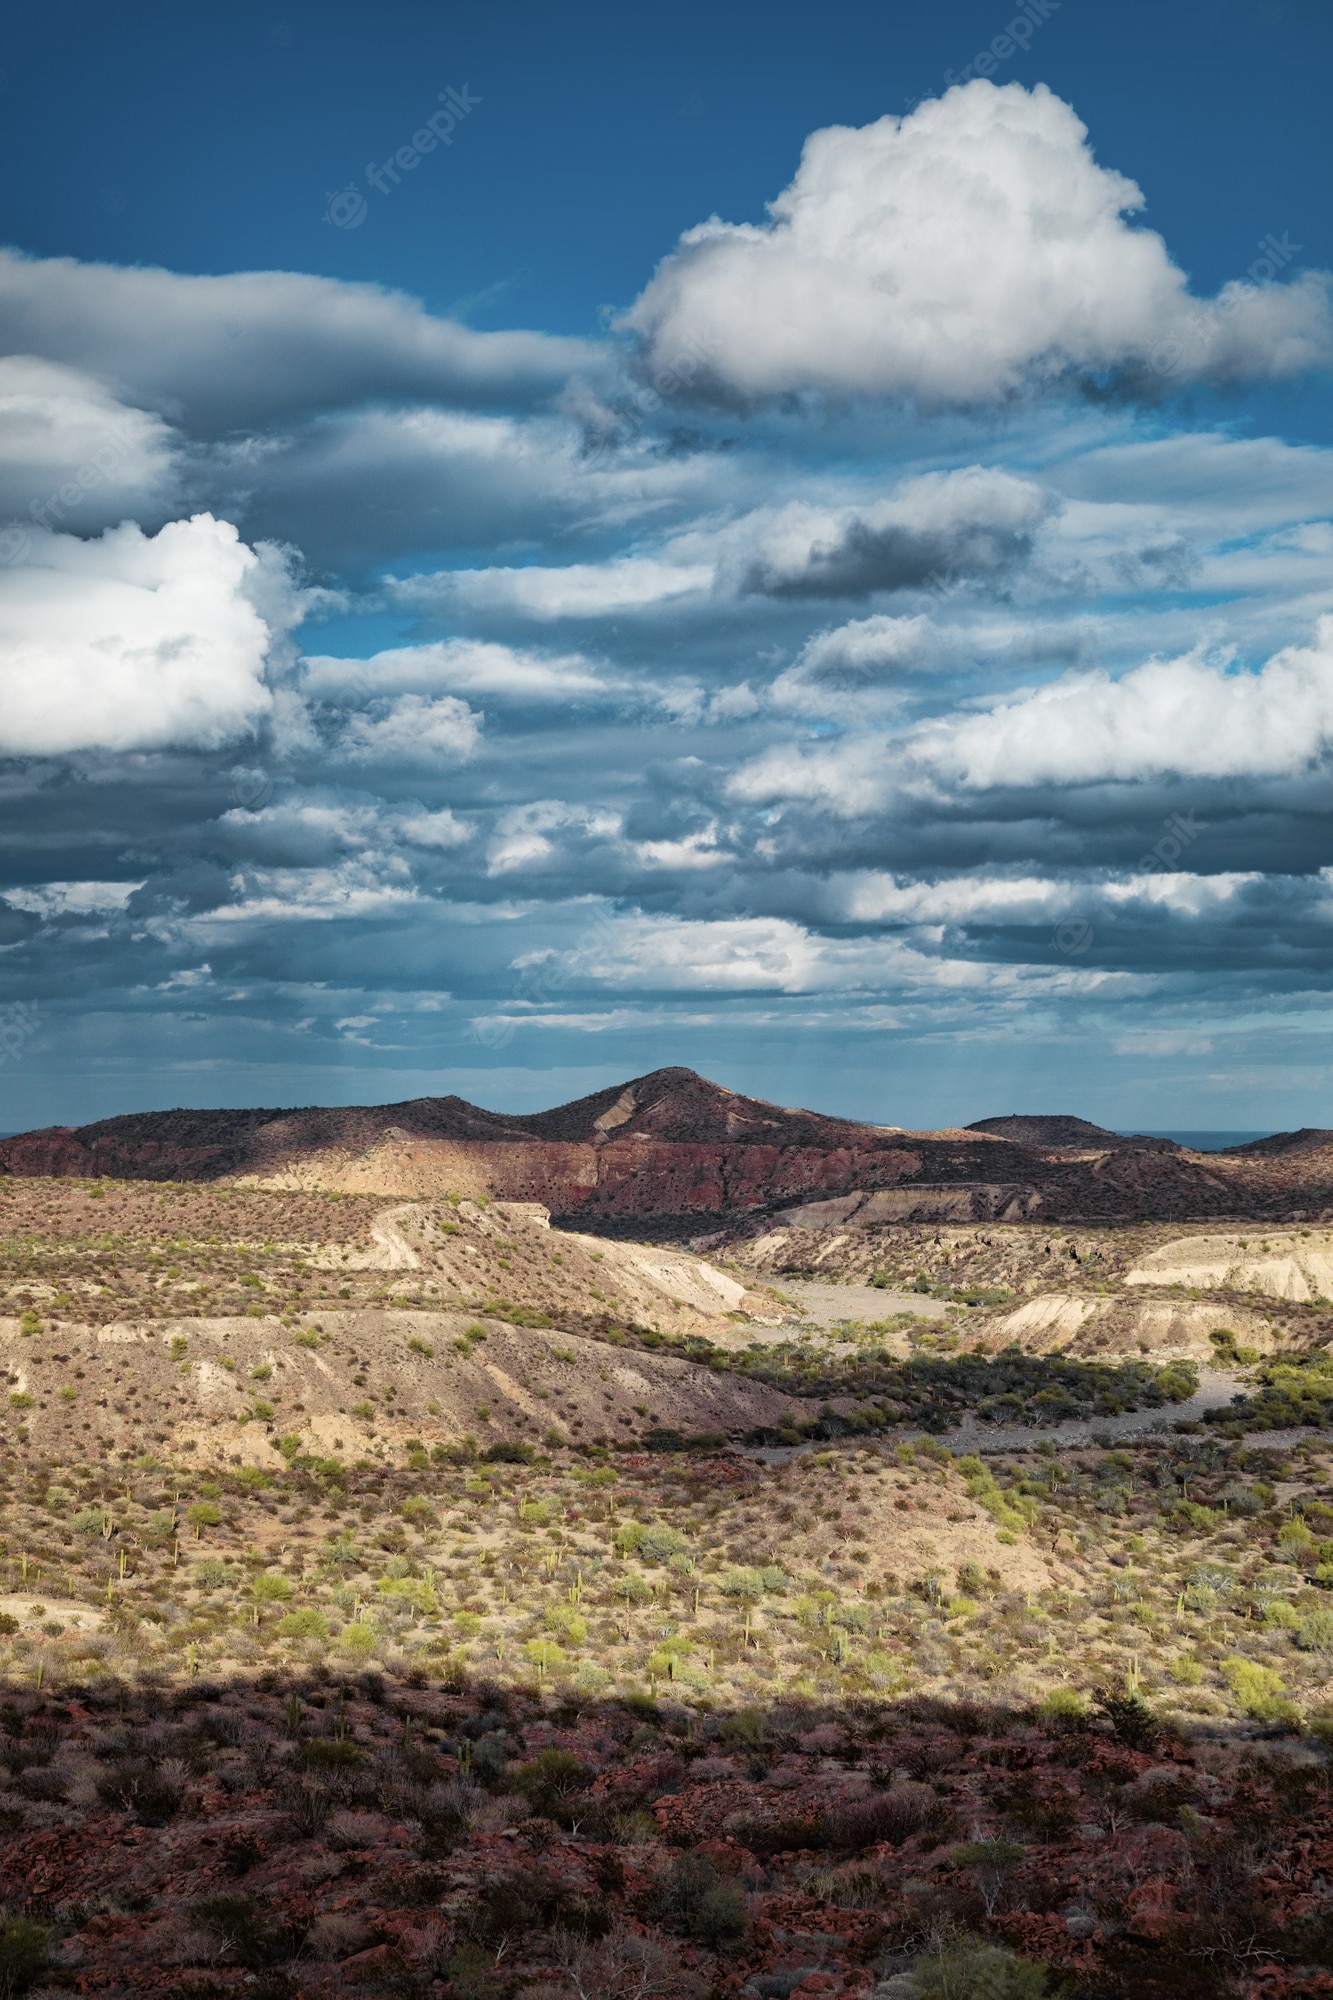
7, 1067, 1333, 1230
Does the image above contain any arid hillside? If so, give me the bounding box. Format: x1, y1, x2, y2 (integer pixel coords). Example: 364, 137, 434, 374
8, 1068, 1333, 1229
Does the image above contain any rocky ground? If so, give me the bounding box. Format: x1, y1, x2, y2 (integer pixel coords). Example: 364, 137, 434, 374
0, 1434, 1331, 1994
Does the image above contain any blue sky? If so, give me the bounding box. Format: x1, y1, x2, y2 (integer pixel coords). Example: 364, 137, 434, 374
2, 0, 1333, 1132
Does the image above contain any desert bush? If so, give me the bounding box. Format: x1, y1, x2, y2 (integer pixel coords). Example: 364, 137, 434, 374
822, 1784, 933, 1850
909, 1937, 1048, 1999
953, 1838, 1026, 1916
1222, 1656, 1294, 1721
191, 1893, 306, 1970
1097, 1691, 1160, 1750
0, 1917, 50, 1997
1036, 1687, 1089, 1730
1295, 1607, 1333, 1653
555, 1923, 701, 2000
275, 1608, 328, 1641
298, 1737, 362, 1772
509, 1748, 590, 1819
639, 1524, 689, 1562
657, 1854, 748, 1948
469, 1729, 510, 1783
94, 1755, 184, 1825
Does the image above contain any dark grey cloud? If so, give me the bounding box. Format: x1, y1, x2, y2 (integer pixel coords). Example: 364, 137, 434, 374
0, 250, 602, 435
742, 511, 1042, 599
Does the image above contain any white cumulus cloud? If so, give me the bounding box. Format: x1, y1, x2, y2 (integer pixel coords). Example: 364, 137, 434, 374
336, 693, 482, 764
304, 637, 611, 702
625, 81, 1333, 403
0, 513, 288, 755
731, 614, 1333, 812
544, 910, 1124, 995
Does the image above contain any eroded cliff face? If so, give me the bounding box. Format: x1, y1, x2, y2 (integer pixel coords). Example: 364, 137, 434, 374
230, 1136, 932, 1221
9, 1066, 1333, 1227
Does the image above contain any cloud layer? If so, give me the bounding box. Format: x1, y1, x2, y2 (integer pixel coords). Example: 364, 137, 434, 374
3, 78, 1333, 1126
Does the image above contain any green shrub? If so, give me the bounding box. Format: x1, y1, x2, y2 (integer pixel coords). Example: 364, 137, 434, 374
523, 1637, 567, 1675
720, 1566, 766, 1601
863, 1651, 907, 1691
638, 1522, 689, 1561
1295, 1608, 1333, 1653
275, 1609, 328, 1641
909, 1938, 1048, 1999
1097, 1691, 1159, 1750
660, 1854, 748, 1948
1222, 1655, 1294, 1721
1037, 1686, 1089, 1728
299, 1738, 363, 1771
508, 1748, 588, 1817
251, 1572, 292, 1603
0, 1917, 50, 1994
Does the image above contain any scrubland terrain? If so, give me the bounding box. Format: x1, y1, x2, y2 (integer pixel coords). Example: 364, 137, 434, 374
2, 1180, 1333, 1993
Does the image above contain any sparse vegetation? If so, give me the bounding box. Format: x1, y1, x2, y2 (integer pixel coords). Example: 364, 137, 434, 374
2, 1177, 1333, 1994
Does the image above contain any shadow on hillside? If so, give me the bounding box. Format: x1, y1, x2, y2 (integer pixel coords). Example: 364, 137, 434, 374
0, 1667, 1325, 1999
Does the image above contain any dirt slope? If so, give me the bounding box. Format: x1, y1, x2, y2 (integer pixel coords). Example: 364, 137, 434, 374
0, 1306, 813, 1467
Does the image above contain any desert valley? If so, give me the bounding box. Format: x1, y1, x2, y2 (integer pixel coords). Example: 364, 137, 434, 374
0, 1073, 1328, 1994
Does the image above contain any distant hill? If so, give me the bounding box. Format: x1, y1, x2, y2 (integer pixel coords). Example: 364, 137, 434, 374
1228, 1128, 1333, 1157
5, 1069, 1333, 1228
967, 1114, 1181, 1153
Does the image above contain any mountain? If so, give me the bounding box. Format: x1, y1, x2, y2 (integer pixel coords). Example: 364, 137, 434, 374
5, 1068, 1333, 1228
966, 1114, 1181, 1152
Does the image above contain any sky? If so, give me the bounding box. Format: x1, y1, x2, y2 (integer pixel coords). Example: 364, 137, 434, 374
2, 0, 1333, 1134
